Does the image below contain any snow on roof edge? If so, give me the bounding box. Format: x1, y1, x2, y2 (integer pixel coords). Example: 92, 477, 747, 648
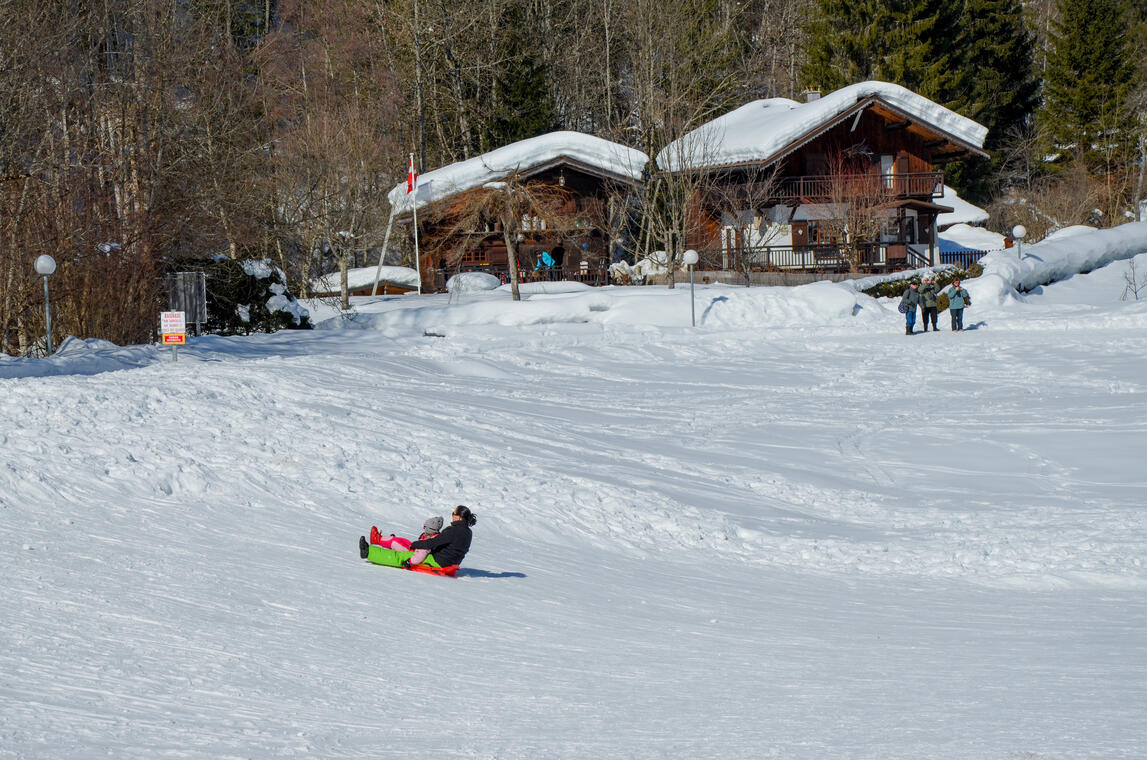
388, 132, 649, 216
657, 81, 989, 172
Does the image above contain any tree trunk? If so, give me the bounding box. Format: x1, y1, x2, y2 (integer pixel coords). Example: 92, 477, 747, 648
340, 253, 350, 310
503, 225, 521, 301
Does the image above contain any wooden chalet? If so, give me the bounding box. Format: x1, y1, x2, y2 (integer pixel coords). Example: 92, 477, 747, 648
387, 132, 648, 291
658, 82, 990, 273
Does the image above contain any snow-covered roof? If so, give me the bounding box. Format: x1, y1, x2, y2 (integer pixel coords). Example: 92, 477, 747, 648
311, 265, 420, 293
388, 132, 649, 216
657, 81, 989, 171
936, 186, 989, 229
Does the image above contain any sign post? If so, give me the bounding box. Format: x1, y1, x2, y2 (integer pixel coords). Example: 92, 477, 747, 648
161, 311, 186, 361
682, 249, 699, 327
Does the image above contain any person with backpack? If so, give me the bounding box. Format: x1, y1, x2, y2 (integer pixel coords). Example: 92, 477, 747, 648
899, 280, 922, 335
919, 276, 940, 332
947, 278, 971, 332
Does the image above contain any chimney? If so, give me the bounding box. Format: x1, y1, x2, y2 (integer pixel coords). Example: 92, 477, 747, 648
803, 89, 821, 103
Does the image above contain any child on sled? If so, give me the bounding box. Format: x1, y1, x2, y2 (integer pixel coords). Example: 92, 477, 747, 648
369, 516, 442, 566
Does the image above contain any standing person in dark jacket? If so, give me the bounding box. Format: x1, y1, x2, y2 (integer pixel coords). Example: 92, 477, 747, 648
919, 276, 940, 332
406, 505, 477, 568
899, 280, 922, 335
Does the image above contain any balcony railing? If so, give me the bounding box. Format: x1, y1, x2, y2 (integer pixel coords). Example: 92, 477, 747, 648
696, 242, 931, 272
771, 172, 944, 202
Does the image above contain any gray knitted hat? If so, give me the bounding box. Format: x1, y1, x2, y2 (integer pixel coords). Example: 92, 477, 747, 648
422, 516, 444, 534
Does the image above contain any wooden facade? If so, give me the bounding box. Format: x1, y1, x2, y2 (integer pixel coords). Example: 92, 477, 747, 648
399, 159, 635, 291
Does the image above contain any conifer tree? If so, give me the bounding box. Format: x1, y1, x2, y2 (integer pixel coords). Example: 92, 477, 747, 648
803, 0, 965, 108
877, 0, 965, 106
946, 0, 1039, 201
1039, 0, 1138, 169
481, 4, 560, 150
801, 0, 883, 93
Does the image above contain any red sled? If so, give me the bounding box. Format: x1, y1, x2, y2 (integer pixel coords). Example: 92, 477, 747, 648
407, 563, 460, 577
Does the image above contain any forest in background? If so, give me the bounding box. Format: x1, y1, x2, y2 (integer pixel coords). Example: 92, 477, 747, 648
1, 0, 1145, 354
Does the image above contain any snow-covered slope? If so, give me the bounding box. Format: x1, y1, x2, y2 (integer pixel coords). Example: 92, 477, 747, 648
3, 228, 1147, 759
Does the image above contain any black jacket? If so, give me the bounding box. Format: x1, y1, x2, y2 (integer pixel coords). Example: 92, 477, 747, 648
410, 521, 472, 567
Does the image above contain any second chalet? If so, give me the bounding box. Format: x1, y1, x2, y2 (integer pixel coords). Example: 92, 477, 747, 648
657, 81, 990, 273
387, 132, 648, 291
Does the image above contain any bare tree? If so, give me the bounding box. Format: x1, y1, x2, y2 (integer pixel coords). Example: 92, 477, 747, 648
704, 166, 783, 285
818, 152, 895, 271
1123, 258, 1144, 301
419, 172, 576, 301
255, 0, 401, 304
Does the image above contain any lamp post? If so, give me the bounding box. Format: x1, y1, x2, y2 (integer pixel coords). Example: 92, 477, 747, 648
34, 254, 56, 355
1012, 225, 1026, 260
682, 249, 699, 327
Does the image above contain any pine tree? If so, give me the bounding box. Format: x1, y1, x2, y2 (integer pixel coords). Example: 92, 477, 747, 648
802, 0, 965, 110
481, 5, 560, 150
946, 0, 1040, 202
877, 0, 966, 106
802, 0, 884, 93
1039, 0, 1138, 169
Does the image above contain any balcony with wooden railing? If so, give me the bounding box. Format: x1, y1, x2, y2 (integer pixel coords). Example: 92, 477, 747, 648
769, 172, 945, 203
695, 242, 932, 273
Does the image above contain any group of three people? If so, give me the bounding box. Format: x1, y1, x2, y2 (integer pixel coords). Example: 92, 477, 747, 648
900, 276, 971, 334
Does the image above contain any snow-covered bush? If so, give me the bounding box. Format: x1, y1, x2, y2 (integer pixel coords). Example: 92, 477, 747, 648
177, 257, 311, 335
609, 252, 669, 285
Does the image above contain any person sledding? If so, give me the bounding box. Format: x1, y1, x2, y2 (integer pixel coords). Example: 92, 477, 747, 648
359, 505, 477, 577
370, 516, 443, 568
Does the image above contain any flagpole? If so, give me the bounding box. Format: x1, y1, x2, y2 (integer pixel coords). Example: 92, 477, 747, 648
371, 206, 397, 297
411, 153, 422, 295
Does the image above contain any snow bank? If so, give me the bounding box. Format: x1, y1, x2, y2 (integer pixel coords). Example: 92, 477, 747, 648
447, 271, 501, 293
699, 280, 881, 328
971, 222, 1147, 304
497, 281, 591, 296
0, 336, 162, 378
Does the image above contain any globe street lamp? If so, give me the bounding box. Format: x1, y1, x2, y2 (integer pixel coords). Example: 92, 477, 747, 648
682, 249, 699, 327
1012, 225, 1027, 260
33, 254, 56, 355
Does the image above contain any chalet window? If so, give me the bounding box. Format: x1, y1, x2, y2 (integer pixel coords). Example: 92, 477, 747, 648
807, 220, 831, 244
880, 155, 895, 190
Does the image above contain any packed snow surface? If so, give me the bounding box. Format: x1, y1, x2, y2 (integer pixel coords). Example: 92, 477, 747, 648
3, 225, 1147, 759
388, 132, 648, 214
658, 81, 988, 170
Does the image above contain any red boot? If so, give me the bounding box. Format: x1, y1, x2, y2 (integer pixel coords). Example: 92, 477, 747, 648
369, 526, 382, 545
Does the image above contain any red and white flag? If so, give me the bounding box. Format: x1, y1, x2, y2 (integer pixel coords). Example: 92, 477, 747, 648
406, 154, 418, 194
